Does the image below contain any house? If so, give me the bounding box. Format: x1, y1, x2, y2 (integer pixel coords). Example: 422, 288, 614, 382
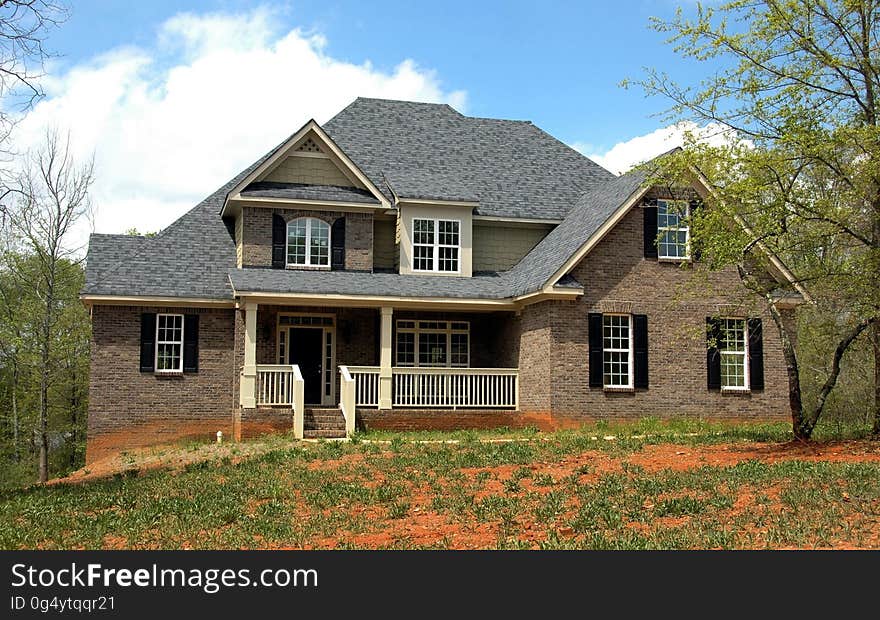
81, 97, 804, 463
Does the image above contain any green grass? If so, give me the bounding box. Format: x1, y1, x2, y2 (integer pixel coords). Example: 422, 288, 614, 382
1, 421, 878, 549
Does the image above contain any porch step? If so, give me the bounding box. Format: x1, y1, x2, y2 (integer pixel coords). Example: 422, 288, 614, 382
303, 407, 346, 432
303, 429, 347, 439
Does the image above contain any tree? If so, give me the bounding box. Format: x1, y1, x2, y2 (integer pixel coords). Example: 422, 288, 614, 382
631, 0, 880, 439
0, 1, 66, 154
0, 128, 93, 482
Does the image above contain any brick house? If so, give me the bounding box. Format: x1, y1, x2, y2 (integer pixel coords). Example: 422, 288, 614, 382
82, 98, 806, 463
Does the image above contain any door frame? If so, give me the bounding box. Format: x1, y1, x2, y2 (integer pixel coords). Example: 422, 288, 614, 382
276, 312, 336, 406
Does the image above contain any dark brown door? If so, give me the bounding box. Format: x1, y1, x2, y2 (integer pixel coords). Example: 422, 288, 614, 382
289, 328, 323, 404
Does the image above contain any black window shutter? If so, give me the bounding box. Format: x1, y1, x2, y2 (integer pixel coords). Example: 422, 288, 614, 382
633, 314, 649, 389
183, 314, 199, 373
748, 318, 764, 390
643, 202, 658, 259
272, 214, 286, 269
706, 317, 721, 390
588, 313, 604, 388
331, 217, 346, 271
139, 313, 156, 372
689, 199, 703, 261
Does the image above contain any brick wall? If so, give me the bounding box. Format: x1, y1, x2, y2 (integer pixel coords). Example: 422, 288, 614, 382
241, 207, 373, 271
87, 305, 236, 463
512, 202, 794, 422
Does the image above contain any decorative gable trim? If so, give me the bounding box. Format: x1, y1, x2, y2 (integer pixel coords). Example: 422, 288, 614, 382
221, 120, 389, 217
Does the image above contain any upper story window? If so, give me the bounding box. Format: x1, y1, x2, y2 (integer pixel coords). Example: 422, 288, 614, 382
719, 318, 749, 390
156, 313, 184, 373
657, 199, 690, 260
287, 217, 329, 267
412, 218, 460, 273
602, 314, 632, 388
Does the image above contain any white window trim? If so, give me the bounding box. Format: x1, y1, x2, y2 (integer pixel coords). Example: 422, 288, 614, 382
720, 318, 750, 392
411, 217, 461, 274
155, 313, 184, 374
286, 217, 331, 268
603, 313, 633, 389
395, 320, 470, 367
657, 199, 691, 261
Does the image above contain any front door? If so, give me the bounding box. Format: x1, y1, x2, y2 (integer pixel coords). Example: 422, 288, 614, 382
289, 327, 324, 404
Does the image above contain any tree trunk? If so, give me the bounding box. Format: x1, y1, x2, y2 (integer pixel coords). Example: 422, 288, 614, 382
764, 302, 810, 439
69, 364, 78, 468
872, 321, 880, 436
11, 363, 19, 462
38, 273, 55, 484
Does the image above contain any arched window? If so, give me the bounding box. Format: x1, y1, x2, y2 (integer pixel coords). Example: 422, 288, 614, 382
286, 217, 330, 267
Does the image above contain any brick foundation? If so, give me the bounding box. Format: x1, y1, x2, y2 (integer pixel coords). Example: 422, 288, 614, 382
357, 408, 554, 432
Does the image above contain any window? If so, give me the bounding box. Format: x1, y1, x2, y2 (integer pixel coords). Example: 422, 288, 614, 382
412, 218, 460, 272
286, 217, 330, 267
396, 320, 470, 367
719, 318, 749, 390
156, 314, 184, 373
657, 199, 690, 260
603, 314, 632, 388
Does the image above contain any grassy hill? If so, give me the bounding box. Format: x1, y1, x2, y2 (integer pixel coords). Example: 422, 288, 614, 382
2, 421, 879, 549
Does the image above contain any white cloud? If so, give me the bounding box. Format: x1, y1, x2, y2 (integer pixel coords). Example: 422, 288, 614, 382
10, 7, 466, 249
575, 122, 738, 175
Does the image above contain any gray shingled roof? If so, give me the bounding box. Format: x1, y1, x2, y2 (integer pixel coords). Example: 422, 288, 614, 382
224, 168, 647, 300
83, 98, 633, 302
229, 268, 512, 299
241, 181, 379, 204
503, 169, 649, 297
323, 98, 614, 219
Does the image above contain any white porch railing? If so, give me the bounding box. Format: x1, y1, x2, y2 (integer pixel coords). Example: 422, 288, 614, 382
346, 366, 381, 407
341, 366, 519, 409
393, 367, 519, 408
338, 366, 357, 436
256, 364, 304, 439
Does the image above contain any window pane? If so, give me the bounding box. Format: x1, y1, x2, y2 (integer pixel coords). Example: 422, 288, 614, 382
659, 230, 687, 258
413, 219, 434, 244
451, 332, 469, 367
413, 244, 434, 271
396, 332, 415, 366
720, 319, 747, 389
418, 332, 447, 366
287, 219, 307, 265
438, 220, 459, 245
310, 219, 329, 266
438, 246, 459, 271
602, 315, 630, 387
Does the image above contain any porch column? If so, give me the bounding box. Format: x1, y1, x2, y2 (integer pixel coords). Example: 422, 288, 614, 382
240, 302, 258, 409
378, 306, 393, 409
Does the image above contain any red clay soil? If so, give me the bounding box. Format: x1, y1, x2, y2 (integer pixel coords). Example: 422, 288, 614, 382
287, 440, 880, 550
47, 437, 880, 549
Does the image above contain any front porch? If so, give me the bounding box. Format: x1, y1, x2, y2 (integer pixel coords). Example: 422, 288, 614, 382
238, 304, 521, 438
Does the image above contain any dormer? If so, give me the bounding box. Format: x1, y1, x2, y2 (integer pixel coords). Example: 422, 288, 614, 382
385, 171, 476, 278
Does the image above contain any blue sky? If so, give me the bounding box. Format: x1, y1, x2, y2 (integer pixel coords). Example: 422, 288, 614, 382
15, 1, 711, 243
50, 1, 697, 148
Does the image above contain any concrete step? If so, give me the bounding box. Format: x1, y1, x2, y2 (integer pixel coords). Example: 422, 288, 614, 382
303, 429, 347, 439
304, 423, 345, 431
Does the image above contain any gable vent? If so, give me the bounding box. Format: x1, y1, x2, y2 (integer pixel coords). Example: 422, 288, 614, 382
296, 137, 323, 153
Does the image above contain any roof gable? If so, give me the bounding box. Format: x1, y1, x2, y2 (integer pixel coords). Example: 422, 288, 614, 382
221, 119, 389, 216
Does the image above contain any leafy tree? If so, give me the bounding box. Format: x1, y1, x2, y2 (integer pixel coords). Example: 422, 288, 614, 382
1, 129, 93, 482
631, 0, 880, 439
